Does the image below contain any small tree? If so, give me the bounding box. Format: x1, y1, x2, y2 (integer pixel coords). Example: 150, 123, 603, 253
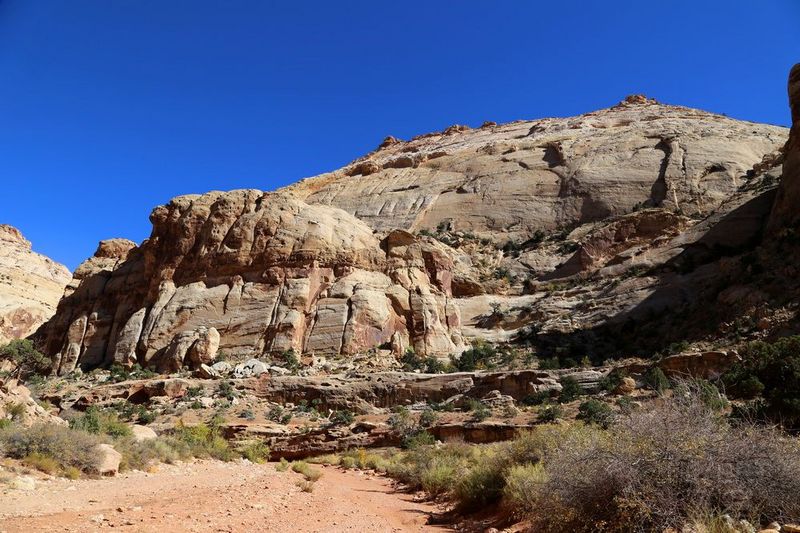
558, 376, 583, 403
0, 339, 50, 379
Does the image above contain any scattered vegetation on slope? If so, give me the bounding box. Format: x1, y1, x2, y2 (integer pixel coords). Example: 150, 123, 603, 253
319, 382, 800, 532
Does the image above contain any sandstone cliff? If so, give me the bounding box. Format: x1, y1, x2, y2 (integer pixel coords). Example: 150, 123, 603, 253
285, 97, 785, 242
0, 225, 70, 345
40, 191, 465, 375
36, 96, 792, 373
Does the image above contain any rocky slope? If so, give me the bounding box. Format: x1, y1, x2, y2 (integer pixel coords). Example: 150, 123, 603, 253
285, 96, 785, 240
0, 225, 70, 345
36, 96, 791, 373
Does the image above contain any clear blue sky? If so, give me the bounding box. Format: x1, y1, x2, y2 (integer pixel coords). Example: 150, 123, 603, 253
1, 1, 798, 270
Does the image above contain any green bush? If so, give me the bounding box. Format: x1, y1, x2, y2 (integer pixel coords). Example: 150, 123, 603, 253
536, 404, 563, 423
170, 421, 233, 461
522, 390, 551, 406
291, 460, 322, 481
0, 339, 50, 378
239, 440, 270, 463
329, 410, 355, 426
558, 376, 583, 403
576, 399, 614, 428
454, 340, 498, 371
69, 406, 132, 438
0, 423, 102, 474
115, 435, 191, 471
503, 463, 546, 514
598, 370, 626, 393
467, 399, 491, 422
723, 336, 800, 428
644, 366, 670, 393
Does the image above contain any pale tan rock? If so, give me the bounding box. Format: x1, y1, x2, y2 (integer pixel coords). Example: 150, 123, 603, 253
614, 377, 636, 395
286, 101, 786, 244
93, 443, 122, 476
0, 379, 66, 427
41, 192, 463, 374
130, 424, 157, 442
0, 225, 70, 344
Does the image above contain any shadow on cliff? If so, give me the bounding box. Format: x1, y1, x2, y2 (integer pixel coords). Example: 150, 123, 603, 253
523, 188, 792, 360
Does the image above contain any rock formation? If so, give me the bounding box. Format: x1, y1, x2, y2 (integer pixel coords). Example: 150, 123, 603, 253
36, 95, 793, 373
39, 191, 464, 375
0, 225, 70, 345
285, 98, 785, 243
768, 63, 800, 232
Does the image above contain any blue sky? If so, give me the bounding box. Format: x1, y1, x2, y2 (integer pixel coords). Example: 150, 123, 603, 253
1, 1, 799, 270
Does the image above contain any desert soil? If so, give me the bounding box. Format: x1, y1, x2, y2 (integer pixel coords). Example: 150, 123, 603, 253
0, 461, 446, 532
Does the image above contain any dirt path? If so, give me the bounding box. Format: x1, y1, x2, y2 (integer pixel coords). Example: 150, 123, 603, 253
0, 461, 448, 532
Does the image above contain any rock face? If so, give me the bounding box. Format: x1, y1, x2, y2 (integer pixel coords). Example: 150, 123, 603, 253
36, 95, 792, 373
40, 191, 463, 374
286, 98, 785, 244
768, 63, 800, 232
0, 225, 71, 345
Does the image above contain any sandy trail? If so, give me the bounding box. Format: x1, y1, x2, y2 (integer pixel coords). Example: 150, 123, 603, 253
0, 461, 447, 532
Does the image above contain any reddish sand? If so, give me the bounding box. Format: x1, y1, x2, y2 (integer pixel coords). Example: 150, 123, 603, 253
0, 461, 448, 532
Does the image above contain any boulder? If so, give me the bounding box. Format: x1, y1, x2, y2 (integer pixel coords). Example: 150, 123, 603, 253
195, 363, 221, 379
130, 425, 158, 442
614, 377, 636, 395
93, 443, 122, 476
211, 361, 232, 374
233, 359, 270, 379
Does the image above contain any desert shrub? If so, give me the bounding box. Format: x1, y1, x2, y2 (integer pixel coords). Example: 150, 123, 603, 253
454, 340, 498, 371
23, 451, 60, 474
522, 390, 551, 406
453, 451, 508, 510
239, 440, 270, 463
644, 366, 670, 393
296, 479, 315, 492
109, 363, 156, 383
275, 457, 290, 472
68, 406, 132, 438
558, 376, 583, 403
503, 463, 546, 514
527, 390, 800, 532
388, 406, 435, 447
467, 399, 491, 422
281, 350, 301, 373
538, 357, 561, 370
170, 421, 233, 461
599, 370, 627, 392
186, 386, 204, 398
7, 402, 26, 421
329, 410, 354, 426
677, 379, 728, 412
0, 423, 102, 473
115, 436, 191, 471
339, 455, 356, 469
404, 431, 435, 449
0, 339, 50, 378
536, 404, 563, 423
217, 381, 238, 401
291, 460, 322, 481
723, 336, 800, 428
576, 399, 614, 428
267, 405, 285, 422
420, 455, 462, 497
419, 407, 438, 428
